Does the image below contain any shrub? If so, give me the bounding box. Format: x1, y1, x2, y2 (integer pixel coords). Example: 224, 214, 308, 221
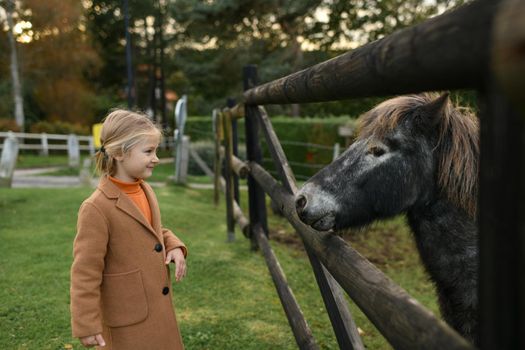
29, 120, 90, 135
0, 118, 21, 132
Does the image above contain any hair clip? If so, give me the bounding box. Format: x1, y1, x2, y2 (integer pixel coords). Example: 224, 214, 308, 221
100, 146, 106, 154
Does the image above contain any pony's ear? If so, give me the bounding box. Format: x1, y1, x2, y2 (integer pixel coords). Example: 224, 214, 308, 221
416, 92, 450, 129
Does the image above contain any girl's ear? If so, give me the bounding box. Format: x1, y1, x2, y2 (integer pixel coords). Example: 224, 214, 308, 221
113, 151, 125, 162
414, 92, 450, 130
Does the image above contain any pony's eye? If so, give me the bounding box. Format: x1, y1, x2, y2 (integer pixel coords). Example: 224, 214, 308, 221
369, 146, 386, 157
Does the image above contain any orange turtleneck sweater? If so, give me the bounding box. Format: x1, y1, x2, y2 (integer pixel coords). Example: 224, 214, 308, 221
109, 176, 152, 225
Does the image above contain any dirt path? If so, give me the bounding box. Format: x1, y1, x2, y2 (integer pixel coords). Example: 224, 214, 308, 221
12, 167, 96, 188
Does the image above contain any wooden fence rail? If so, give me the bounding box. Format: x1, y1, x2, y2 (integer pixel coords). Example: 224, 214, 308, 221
0, 131, 94, 155
217, 0, 525, 348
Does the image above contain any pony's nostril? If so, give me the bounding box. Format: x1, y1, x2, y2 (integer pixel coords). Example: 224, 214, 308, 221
295, 194, 307, 213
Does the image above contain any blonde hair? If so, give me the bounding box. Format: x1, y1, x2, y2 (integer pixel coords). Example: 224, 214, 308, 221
95, 109, 161, 176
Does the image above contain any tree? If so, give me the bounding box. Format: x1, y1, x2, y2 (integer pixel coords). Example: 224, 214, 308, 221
20, 0, 101, 124
85, 0, 174, 124
169, 0, 467, 117
171, 0, 327, 116
305, 0, 469, 50
2, 0, 25, 130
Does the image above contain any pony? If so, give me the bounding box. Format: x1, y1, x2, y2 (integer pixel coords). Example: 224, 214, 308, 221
295, 93, 479, 344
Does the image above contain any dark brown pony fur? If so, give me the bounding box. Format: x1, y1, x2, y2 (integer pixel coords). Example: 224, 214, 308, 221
296, 93, 480, 344
359, 93, 479, 217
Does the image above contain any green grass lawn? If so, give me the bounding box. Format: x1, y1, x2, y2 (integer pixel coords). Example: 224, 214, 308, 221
0, 185, 438, 350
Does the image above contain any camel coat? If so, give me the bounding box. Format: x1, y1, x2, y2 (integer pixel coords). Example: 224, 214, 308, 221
70, 176, 187, 350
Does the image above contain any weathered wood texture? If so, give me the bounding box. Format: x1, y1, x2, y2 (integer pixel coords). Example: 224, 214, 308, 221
248, 162, 473, 350
222, 111, 236, 242
481, 3, 525, 345
213, 109, 222, 206
305, 246, 365, 350
244, 0, 499, 105
478, 83, 525, 349
491, 0, 525, 116
254, 106, 297, 194
253, 225, 319, 350
231, 154, 249, 178
226, 98, 241, 204
225, 103, 245, 119
251, 103, 363, 348
217, 174, 249, 237
243, 65, 268, 244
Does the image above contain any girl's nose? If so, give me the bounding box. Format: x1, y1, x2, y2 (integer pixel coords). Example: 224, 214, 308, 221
152, 154, 159, 163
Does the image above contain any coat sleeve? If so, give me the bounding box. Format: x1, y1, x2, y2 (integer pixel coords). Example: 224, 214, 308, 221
70, 201, 109, 338
162, 227, 187, 258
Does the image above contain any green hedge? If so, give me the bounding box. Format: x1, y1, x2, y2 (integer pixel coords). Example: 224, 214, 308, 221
183, 115, 357, 178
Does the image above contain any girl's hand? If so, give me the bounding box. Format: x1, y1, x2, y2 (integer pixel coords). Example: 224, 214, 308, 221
80, 334, 106, 347
165, 248, 186, 282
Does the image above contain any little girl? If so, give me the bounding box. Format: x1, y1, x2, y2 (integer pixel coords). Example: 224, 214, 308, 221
70, 109, 187, 349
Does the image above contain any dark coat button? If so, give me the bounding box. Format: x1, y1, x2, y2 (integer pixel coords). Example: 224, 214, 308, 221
154, 243, 162, 252
162, 287, 169, 295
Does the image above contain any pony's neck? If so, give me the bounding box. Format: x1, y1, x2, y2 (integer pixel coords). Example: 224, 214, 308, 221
407, 198, 479, 339
407, 198, 478, 290
407, 197, 477, 264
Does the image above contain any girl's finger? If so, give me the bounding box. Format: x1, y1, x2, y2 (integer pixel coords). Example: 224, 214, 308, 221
95, 334, 106, 347
82, 337, 95, 347
177, 262, 186, 281
177, 264, 183, 281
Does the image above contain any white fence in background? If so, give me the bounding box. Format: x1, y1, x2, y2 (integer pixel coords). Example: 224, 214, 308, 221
0, 131, 95, 157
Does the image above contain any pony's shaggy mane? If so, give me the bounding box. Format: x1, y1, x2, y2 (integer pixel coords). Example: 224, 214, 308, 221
357, 93, 479, 217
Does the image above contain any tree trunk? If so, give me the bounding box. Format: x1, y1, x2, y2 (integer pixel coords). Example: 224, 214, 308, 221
123, 0, 135, 108
6, 0, 25, 131
145, 16, 156, 119
157, 0, 167, 129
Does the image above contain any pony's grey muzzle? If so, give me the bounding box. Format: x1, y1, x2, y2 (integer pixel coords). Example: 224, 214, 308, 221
295, 189, 337, 231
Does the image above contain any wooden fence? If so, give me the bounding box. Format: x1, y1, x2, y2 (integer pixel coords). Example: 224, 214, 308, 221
0, 131, 95, 156
215, 0, 524, 348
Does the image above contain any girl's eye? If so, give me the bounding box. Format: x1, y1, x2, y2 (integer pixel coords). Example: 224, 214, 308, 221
369, 146, 386, 157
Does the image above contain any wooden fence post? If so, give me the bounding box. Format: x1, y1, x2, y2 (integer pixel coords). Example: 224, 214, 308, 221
478, 2, 525, 347
67, 134, 80, 168
176, 135, 190, 184
213, 109, 222, 205
79, 158, 93, 187
243, 65, 268, 248
227, 98, 241, 205
0, 132, 19, 187
88, 137, 95, 156
222, 110, 236, 242
175, 95, 188, 184
40, 132, 49, 156
478, 83, 525, 349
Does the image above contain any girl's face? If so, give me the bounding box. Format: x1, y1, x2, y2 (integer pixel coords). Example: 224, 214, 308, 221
114, 135, 160, 182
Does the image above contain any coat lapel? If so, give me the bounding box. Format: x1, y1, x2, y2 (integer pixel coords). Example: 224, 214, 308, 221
141, 181, 161, 234
98, 176, 161, 241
